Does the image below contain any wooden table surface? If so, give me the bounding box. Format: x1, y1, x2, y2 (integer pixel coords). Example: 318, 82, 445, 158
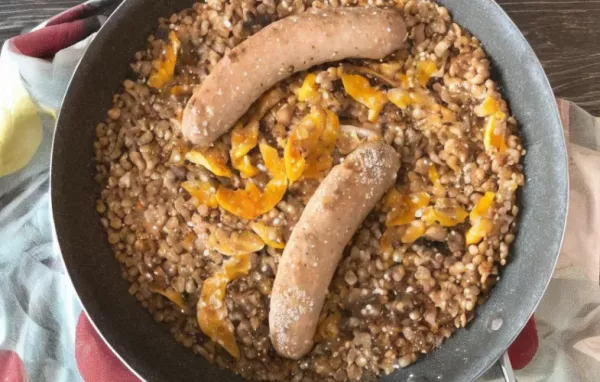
1, 0, 599, 115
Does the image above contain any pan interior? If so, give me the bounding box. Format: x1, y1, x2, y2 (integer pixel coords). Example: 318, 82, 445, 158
51, 0, 567, 381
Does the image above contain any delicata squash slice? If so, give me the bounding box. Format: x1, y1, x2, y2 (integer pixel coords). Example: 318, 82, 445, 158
197, 253, 253, 359
284, 108, 340, 182
216, 143, 288, 220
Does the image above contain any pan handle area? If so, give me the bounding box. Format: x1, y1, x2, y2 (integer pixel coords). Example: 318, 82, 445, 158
480, 351, 517, 382
499, 351, 517, 382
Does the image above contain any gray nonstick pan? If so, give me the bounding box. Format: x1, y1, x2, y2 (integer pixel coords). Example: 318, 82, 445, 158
50, 0, 568, 381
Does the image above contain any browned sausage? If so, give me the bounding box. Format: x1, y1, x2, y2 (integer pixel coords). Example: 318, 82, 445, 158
269, 141, 401, 359
181, 8, 407, 146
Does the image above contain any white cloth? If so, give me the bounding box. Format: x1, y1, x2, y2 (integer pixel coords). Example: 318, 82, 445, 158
0, 33, 97, 382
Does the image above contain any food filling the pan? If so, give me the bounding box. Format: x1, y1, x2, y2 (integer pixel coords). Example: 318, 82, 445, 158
94, 0, 524, 380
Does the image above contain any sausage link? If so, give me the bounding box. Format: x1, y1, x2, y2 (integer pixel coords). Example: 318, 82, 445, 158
182, 8, 407, 146
269, 141, 400, 359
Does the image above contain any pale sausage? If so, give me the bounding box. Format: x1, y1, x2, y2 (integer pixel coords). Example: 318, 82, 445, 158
182, 8, 407, 146
269, 141, 401, 359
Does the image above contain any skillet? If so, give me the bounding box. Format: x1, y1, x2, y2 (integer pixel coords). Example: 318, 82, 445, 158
50, 0, 568, 380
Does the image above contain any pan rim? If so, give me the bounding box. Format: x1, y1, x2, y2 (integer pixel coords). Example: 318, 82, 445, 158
443, 1, 569, 380
48, 0, 153, 380
49, 0, 569, 381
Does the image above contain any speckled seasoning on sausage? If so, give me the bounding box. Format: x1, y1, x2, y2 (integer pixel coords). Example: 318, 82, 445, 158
269, 142, 400, 359
181, 7, 407, 146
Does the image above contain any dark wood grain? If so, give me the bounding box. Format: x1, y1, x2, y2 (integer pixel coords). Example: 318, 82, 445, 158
0, 0, 82, 39
497, 0, 600, 115
1, 0, 599, 115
